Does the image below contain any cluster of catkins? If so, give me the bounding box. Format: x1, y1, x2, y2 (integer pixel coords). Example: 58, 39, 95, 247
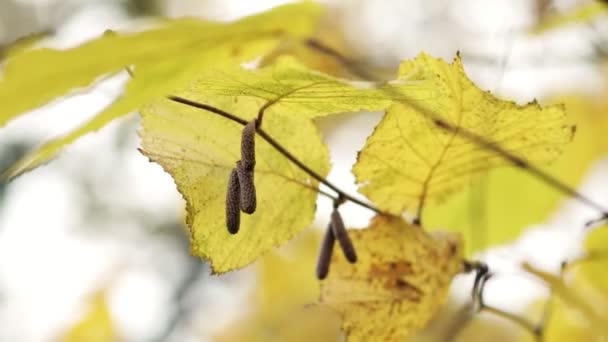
225, 120, 257, 234
224, 119, 358, 279
316, 206, 357, 279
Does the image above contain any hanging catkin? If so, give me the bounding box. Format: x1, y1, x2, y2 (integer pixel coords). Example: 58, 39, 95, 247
225, 167, 241, 234
331, 208, 357, 263
316, 224, 336, 280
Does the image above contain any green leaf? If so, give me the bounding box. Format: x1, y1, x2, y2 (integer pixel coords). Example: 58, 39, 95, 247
1, 2, 324, 178
352, 53, 571, 217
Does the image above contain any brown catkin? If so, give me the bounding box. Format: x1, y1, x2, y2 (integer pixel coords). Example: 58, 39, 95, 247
330, 209, 357, 263
316, 224, 336, 280
225, 168, 241, 234
241, 120, 256, 171
237, 161, 256, 214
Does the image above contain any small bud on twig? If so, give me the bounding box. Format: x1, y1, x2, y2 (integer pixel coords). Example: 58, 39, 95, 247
331, 208, 357, 263
225, 168, 241, 234
237, 161, 256, 214
316, 224, 336, 280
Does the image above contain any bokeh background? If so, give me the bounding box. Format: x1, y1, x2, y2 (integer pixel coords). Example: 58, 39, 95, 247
1, 0, 607, 341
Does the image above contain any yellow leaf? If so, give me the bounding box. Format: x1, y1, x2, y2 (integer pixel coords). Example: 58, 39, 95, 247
1, 2, 324, 178
59, 292, 116, 342
426, 96, 608, 254
320, 215, 464, 341
353, 53, 570, 216
139, 95, 330, 273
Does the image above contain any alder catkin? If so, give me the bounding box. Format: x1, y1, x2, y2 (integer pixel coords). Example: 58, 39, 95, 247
330, 208, 357, 263
225, 168, 241, 234
241, 120, 256, 171
316, 224, 336, 280
237, 161, 256, 214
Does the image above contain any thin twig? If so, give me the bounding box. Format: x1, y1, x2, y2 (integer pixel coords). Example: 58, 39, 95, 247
585, 213, 608, 228
167, 95, 384, 215
304, 38, 608, 219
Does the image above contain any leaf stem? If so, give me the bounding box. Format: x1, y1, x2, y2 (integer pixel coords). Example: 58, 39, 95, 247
305, 38, 608, 220
167, 95, 384, 215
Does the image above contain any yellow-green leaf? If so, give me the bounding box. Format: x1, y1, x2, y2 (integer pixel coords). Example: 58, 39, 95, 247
1, 2, 324, 178
320, 215, 464, 341
353, 53, 570, 216
426, 96, 608, 254
184, 56, 417, 120
139, 95, 330, 273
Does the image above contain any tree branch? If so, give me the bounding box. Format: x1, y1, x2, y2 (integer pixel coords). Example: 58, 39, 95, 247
167, 95, 385, 216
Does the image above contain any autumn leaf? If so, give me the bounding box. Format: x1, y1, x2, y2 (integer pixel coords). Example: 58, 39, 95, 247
139, 92, 330, 273
320, 215, 464, 341
427, 96, 608, 254
1, 2, 324, 179
353, 53, 570, 216
59, 292, 117, 342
